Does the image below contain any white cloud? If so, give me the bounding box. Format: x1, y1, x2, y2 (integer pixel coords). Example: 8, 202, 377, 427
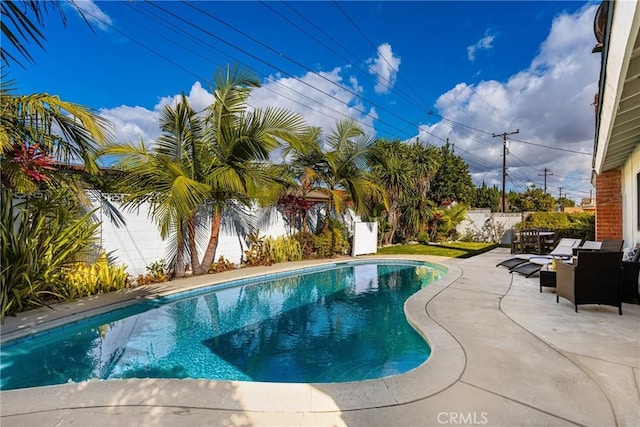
367, 43, 401, 94
98, 82, 216, 147
249, 67, 376, 136
99, 105, 161, 146
69, 1, 112, 31
467, 33, 495, 62
421, 4, 599, 201
156, 81, 215, 113
99, 69, 377, 155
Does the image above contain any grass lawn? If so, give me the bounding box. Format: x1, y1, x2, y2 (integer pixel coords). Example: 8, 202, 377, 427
377, 242, 498, 258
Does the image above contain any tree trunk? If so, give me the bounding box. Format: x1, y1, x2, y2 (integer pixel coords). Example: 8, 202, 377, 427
322, 201, 332, 232
188, 215, 201, 275
198, 211, 222, 275
174, 221, 186, 278
385, 200, 398, 245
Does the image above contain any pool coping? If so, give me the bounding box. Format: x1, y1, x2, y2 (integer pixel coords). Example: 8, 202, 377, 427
0, 255, 464, 413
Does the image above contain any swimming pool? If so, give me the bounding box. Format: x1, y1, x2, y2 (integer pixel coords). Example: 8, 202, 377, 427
0, 260, 445, 390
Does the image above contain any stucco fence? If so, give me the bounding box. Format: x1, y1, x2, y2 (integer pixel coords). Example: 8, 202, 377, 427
456, 209, 525, 244
12, 192, 378, 276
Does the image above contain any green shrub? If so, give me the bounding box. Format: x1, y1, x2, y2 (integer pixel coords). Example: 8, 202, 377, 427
59, 253, 129, 300
264, 235, 302, 263
313, 231, 334, 258
1, 188, 100, 321
208, 256, 236, 274
416, 231, 430, 244
312, 227, 350, 258
516, 212, 595, 241
294, 232, 316, 259
134, 259, 171, 285
242, 230, 273, 266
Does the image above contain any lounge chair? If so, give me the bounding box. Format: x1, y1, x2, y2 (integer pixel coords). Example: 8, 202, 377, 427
510, 239, 624, 278
497, 238, 582, 270
555, 250, 624, 315
571, 239, 623, 255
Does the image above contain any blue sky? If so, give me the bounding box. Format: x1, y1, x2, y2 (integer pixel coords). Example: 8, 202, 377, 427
8, 1, 600, 202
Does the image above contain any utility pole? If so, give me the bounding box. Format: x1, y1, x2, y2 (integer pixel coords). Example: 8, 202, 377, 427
538, 168, 553, 193
558, 187, 564, 212
493, 129, 519, 213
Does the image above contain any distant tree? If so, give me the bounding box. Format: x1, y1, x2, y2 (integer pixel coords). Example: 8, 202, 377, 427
507, 190, 522, 212
429, 142, 474, 205
556, 196, 576, 208
473, 182, 500, 211
512, 185, 555, 212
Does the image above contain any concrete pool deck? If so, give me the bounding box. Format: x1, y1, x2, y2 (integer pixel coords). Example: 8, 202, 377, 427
1, 248, 639, 426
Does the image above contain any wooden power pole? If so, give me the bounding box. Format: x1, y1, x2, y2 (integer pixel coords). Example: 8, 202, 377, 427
493, 129, 519, 212
539, 168, 553, 193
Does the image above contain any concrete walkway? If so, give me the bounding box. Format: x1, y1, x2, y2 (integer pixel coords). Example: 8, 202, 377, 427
1, 248, 639, 426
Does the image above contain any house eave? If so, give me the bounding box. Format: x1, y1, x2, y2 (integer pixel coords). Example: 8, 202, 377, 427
593, 0, 640, 174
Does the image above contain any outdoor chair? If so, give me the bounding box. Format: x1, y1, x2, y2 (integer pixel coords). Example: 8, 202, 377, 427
519, 228, 542, 255
601, 239, 624, 252
509, 228, 523, 254
497, 238, 582, 271
538, 228, 557, 254
555, 251, 624, 315
512, 239, 624, 278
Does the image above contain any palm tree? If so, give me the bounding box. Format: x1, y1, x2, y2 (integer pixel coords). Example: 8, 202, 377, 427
1, 76, 112, 193
1, 1, 92, 68
368, 139, 413, 245
106, 65, 308, 276
104, 93, 210, 277
288, 118, 385, 254
197, 66, 308, 274
368, 139, 441, 243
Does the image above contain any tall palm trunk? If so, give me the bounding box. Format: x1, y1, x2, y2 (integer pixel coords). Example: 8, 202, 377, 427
199, 210, 222, 275
187, 215, 202, 275
174, 220, 186, 278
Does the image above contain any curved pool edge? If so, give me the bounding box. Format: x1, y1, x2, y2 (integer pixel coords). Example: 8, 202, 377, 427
0, 255, 466, 414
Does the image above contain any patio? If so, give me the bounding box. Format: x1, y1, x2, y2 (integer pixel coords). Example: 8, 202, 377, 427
1, 248, 639, 426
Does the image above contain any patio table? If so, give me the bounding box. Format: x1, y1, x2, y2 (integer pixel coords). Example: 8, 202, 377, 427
539, 264, 557, 292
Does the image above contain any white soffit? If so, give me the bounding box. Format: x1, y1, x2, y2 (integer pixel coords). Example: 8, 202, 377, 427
595, 0, 640, 174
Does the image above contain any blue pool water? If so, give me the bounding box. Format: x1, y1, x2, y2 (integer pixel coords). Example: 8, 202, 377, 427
0, 261, 444, 390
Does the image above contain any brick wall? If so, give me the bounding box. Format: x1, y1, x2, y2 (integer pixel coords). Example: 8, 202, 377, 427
595, 168, 623, 240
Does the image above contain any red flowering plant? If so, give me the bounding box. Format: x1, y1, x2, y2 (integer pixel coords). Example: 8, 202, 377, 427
10, 142, 54, 183
2, 141, 55, 193
278, 194, 317, 234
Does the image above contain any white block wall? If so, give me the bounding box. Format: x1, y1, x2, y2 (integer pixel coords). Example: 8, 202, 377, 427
458, 209, 524, 243
93, 196, 291, 275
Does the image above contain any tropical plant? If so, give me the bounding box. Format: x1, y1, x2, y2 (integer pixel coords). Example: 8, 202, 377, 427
263, 235, 302, 263
208, 256, 236, 274
368, 139, 413, 245
59, 253, 129, 300
0, 73, 124, 231
1, 1, 92, 68
106, 65, 308, 276
242, 230, 273, 266
368, 139, 440, 244
0, 187, 100, 320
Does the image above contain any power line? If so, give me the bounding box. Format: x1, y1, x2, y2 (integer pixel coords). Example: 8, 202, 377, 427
509, 137, 593, 156
85, 1, 592, 192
